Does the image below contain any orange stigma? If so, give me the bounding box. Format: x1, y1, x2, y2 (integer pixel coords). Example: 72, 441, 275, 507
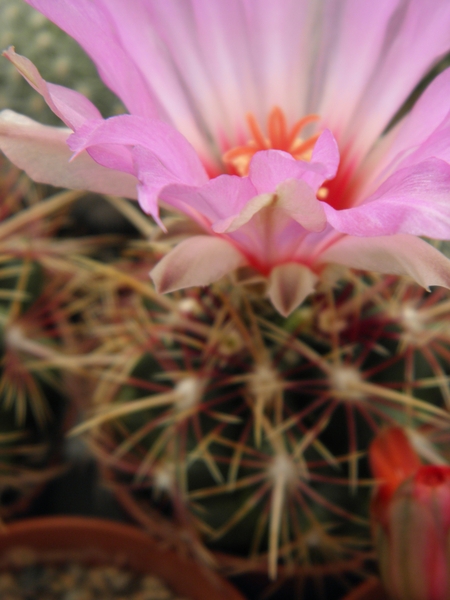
223, 107, 320, 176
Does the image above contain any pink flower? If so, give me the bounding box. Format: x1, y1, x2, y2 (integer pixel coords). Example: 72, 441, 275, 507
2, 1, 450, 314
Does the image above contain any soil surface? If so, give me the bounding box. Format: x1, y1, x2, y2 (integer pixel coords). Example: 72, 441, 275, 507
0, 563, 190, 600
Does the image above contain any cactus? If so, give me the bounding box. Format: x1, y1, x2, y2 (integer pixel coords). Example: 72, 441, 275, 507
0, 155, 133, 517
71, 211, 450, 591
1, 148, 449, 592
1, 4, 450, 595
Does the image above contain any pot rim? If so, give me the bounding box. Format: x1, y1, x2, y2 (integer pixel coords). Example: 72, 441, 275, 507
0, 515, 246, 600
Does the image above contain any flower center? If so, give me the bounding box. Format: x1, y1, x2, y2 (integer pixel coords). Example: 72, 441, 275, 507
223, 107, 320, 176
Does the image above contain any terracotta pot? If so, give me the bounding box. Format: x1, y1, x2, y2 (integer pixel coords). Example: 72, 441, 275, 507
0, 516, 246, 600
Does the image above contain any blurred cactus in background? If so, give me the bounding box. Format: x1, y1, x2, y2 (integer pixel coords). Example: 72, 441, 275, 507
0, 157, 66, 515
0, 153, 137, 519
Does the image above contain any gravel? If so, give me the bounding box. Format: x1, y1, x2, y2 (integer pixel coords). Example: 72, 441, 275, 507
0, 563, 190, 600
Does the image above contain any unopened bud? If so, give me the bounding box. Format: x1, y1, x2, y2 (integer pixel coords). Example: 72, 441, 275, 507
370, 427, 450, 600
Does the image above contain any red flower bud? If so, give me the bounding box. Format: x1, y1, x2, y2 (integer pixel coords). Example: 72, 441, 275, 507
369, 428, 450, 600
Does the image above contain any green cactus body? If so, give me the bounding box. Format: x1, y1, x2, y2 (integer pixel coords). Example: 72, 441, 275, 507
79, 248, 450, 580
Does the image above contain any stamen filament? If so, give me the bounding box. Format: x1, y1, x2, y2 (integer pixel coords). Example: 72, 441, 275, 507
246, 113, 269, 149
291, 134, 320, 159
286, 114, 320, 148
268, 106, 288, 149
223, 107, 321, 176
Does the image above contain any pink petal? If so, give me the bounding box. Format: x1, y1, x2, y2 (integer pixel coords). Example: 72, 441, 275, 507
25, 0, 159, 119
3, 48, 101, 129
135, 145, 210, 226
380, 68, 450, 172
345, 1, 450, 159
190, 0, 259, 132
401, 126, 450, 171
323, 158, 450, 238
243, 0, 313, 120
150, 235, 246, 293
367, 68, 450, 193
318, 0, 402, 140
0, 110, 137, 198
320, 234, 450, 290
88, 0, 220, 156
140, 1, 234, 138
267, 262, 318, 316
68, 115, 208, 222
24, 0, 249, 159
69, 115, 207, 182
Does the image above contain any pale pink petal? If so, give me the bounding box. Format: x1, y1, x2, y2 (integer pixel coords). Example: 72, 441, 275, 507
136, 153, 191, 227
248, 130, 339, 194
378, 68, 450, 172
225, 213, 311, 269
0, 110, 137, 198
267, 262, 318, 316
275, 179, 327, 232
150, 236, 246, 293
346, 0, 450, 159
3, 48, 101, 129
401, 126, 450, 171
143, 1, 233, 139
215, 178, 326, 234
135, 147, 211, 227
190, 0, 259, 136
242, 0, 314, 121
317, 0, 402, 140
212, 191, 274, 233
158, 175, 258, 226
320, 234, 450, 289
366, 68, 450, 192
25, 0, 160, 119
323, 159, 450, 238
